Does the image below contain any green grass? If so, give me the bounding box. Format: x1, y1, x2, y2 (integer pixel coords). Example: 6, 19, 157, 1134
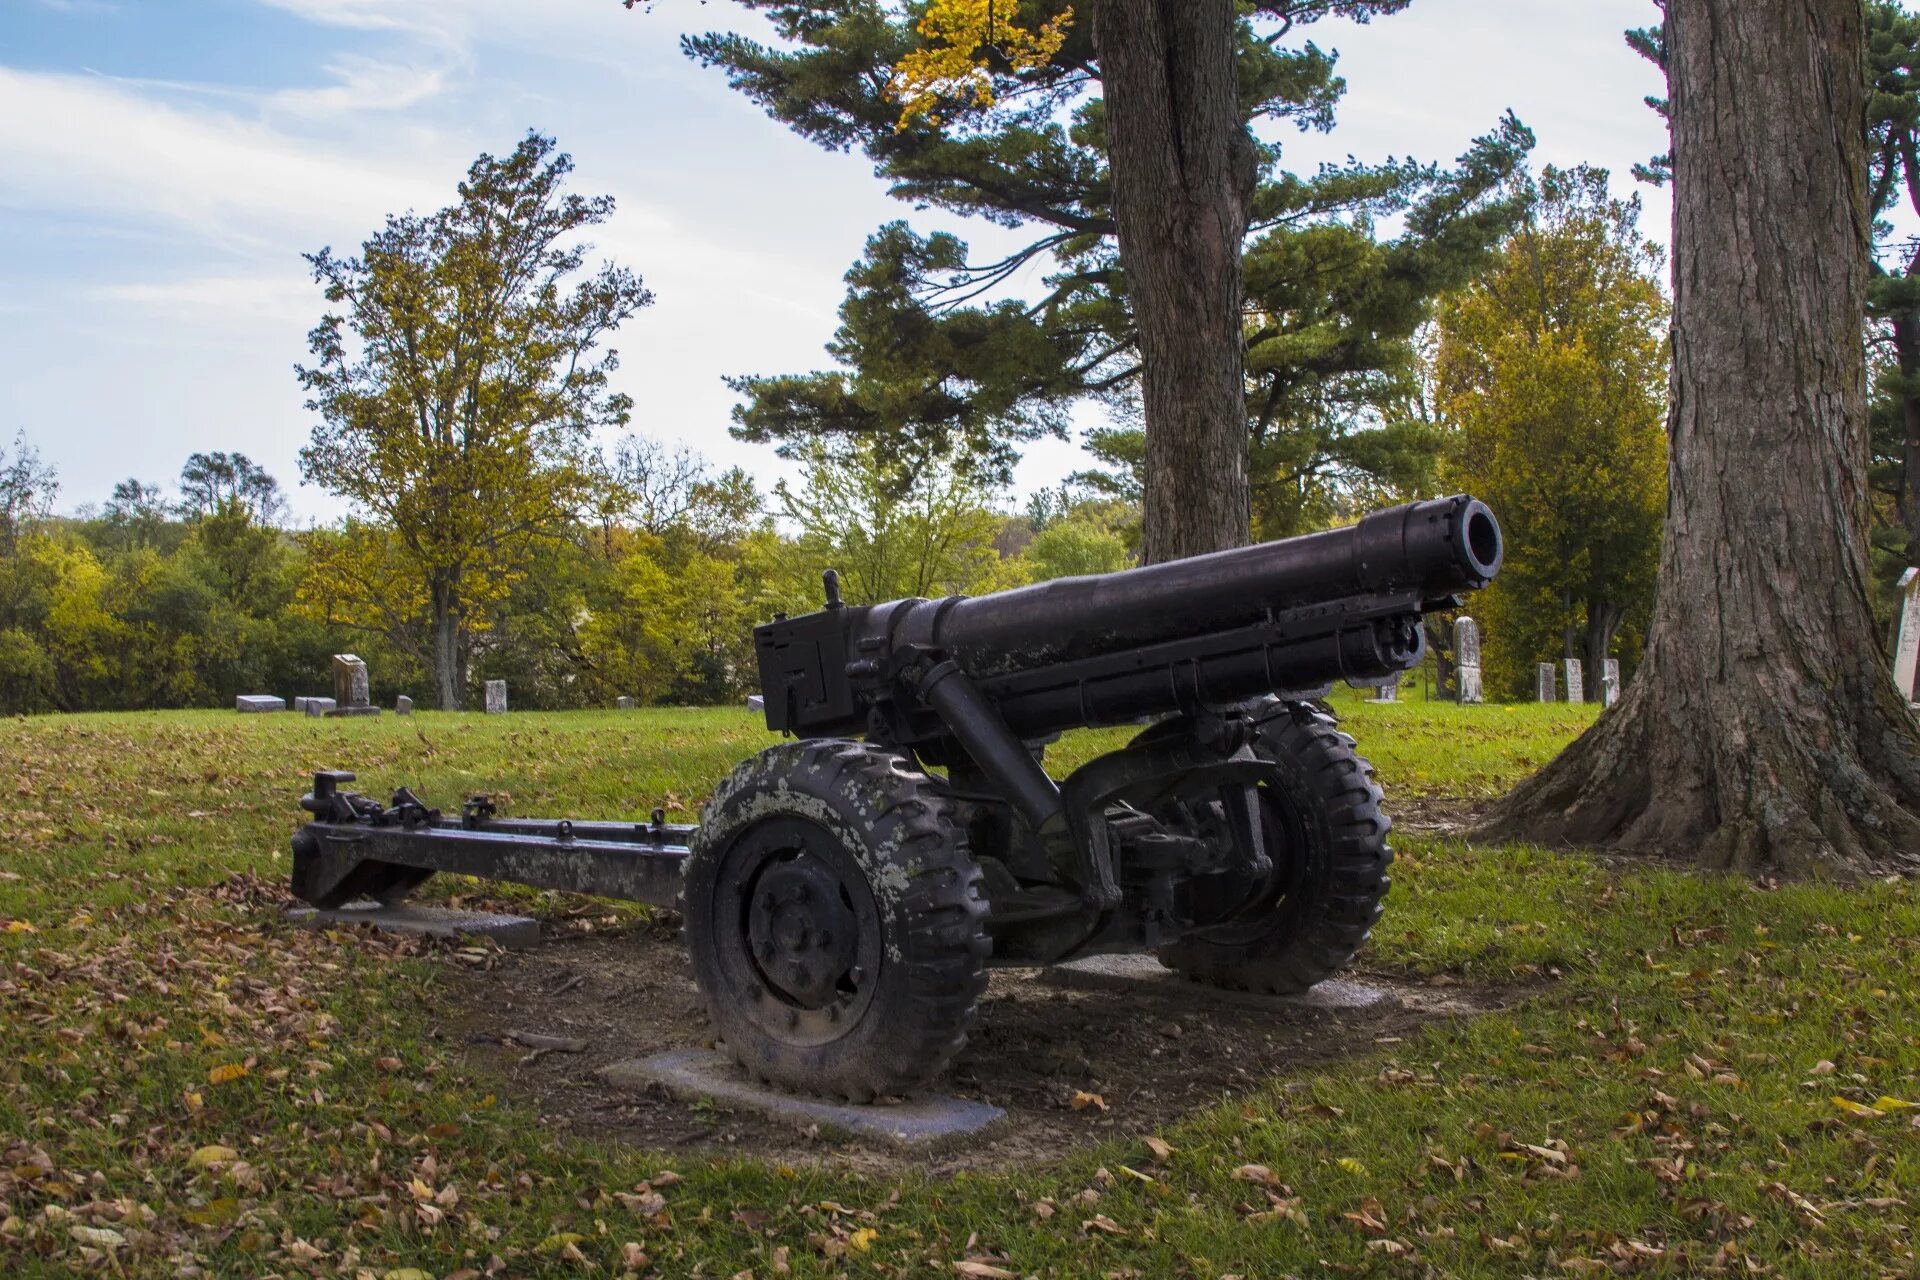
2, 703, 1916, 1278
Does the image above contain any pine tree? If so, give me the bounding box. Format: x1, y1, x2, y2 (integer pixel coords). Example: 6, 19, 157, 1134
1484, 0, 1920, 875
684, 1, 1531, 558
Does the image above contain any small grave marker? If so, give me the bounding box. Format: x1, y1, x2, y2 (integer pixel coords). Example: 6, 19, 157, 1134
1454, 616, 1484, 704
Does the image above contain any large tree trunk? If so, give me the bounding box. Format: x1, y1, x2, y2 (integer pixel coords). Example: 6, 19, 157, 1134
1479, 0, 1920, 876
1093, 0, 1254, 563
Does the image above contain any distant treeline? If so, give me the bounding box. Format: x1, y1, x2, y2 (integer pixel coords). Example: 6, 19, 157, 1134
0, 434, 1136, 715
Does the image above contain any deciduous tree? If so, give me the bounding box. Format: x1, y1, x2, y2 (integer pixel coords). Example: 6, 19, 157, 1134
1435, 166, 1667, 699
297, 133, 653, 708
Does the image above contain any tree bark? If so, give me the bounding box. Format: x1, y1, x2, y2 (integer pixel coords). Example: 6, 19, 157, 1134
1582, 600, 1625, 704
1093, 0, 1255, 563
431, 578, 464, 711
1479, 0, 1920, 876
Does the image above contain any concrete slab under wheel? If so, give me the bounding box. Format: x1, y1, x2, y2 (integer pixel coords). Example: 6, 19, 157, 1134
601, 1049, 1006, 1146
1041, 953, 1398, 1011
284, 902, 541, 949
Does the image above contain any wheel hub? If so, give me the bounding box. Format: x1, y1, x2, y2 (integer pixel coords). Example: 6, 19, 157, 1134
747, 858, 857, 1009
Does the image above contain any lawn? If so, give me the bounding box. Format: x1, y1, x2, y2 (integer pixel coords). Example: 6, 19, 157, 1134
1, 698, 1914, 1278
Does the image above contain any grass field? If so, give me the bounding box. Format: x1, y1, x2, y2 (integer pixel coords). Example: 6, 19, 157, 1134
2, 698, 1916, 1278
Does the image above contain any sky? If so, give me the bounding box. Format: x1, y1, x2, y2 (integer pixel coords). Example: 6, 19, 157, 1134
0, 0, 1672, 524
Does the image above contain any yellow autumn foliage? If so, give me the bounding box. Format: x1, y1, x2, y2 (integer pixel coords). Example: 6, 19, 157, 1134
889, 0, 1073, 127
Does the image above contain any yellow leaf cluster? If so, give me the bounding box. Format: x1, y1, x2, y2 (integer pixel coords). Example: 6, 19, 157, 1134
889, 0, 1073, 128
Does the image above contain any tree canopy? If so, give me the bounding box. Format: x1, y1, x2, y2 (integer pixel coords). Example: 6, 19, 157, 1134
1436, 166, 1668, 699
296, 133, 654, 709
687, 0, 1533, 541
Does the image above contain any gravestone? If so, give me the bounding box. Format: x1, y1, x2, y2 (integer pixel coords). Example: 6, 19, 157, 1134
616, 696, 634, 711
746, 694, 766, 713
1536, 663, 1557, 703
327, 654, 381, 718
1563, 658, 1585, 704
1454, 616, 1484, 704
1894, 569, 1920, 704
1601, 658, 1622, 708
1371, 674, 1400, 703
485, 680, 508, 714
235, 695, 284, 713
303, 697, 337, 718
395, 695, 413, 715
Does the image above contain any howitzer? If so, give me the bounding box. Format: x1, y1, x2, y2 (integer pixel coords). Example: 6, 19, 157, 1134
292, 496, 1501, 1099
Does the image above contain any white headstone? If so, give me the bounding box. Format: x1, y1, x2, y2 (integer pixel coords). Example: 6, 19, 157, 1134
1371, 674, 1400, 703
303, 697, 337, 718
331, 654, 371, 708
615, 696, 634, 711
1563, 658, 1585, 704
395, 695, 413, 715
746, 694, 766, 713
1894, 568, 1920, 702
485, 680, 508, 714
1454, 616, 1484, 704
1536, 663, 1557, 703
236, 695, 284, 713
1601, 658, 1622, 708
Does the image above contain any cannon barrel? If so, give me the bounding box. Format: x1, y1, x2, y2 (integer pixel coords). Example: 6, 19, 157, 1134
923, 495, 1501, 679
754, 496, 1502, 740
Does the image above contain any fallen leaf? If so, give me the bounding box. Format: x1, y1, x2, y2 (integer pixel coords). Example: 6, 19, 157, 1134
1070, 1090, 1107, 1112
538, 1232, 587, 1255
1142, 1136, 1173, 1162
1832, 1096, 1884, 1118
206, 1062, 249, 1086
1336, 1157, 1367, 1175
849, 1227, 877, 1253
1083, 1214, 1127, 1236
1872, 1096, 1919, 1113
188, 1145, 238, 1169
1233, 1164, 1282, 1188
69, 1225, 125, 1248
954, 1263, 1017, 1279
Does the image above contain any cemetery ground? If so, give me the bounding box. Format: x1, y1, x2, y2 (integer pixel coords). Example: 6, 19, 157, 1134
0, 702, 1916, 1279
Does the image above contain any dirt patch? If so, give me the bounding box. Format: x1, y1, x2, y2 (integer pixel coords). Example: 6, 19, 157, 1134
1392, 795, 1493, 837
428, 914, 1517, 1176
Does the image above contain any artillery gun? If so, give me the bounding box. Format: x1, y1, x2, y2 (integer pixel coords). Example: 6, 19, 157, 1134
291, 496, 1502, 1099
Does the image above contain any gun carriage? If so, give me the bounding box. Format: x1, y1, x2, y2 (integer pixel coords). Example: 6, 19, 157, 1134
291, 496, 1502, 1098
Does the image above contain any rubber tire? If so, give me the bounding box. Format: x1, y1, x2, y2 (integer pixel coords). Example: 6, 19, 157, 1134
684, 740, 991, 1100
1155, 705, 1392, 994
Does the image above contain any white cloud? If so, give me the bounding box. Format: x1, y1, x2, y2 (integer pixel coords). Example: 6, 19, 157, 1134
0, 66, 452, 247
270, 55, 452, 115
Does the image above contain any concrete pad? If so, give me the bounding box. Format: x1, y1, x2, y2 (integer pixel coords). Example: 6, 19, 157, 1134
602, 1049, 1006, 1146
284, 902, 540, 949
1041, 953, 1398, 1012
